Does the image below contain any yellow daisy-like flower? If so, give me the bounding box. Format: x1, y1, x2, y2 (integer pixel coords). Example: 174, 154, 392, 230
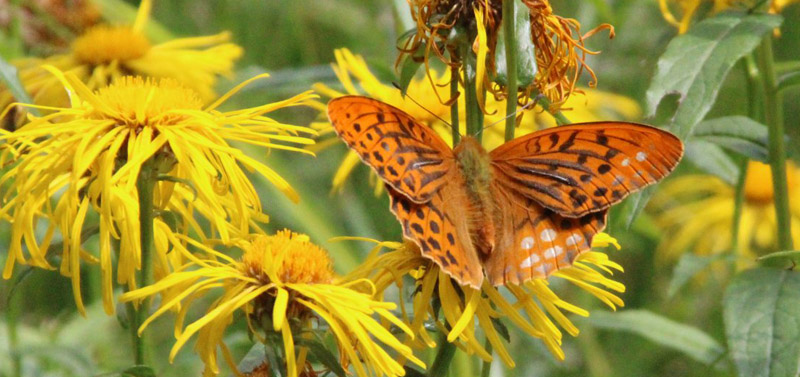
120, 230, 425, 377
0, 69, 317, 315
345, 233, 624, 364
650, 160, 800, 261
659, 0, 798, 33
0, 0, 242, 125
313, 48, 640, 193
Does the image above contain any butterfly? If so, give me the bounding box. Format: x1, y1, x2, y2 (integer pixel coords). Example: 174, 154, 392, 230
327, 96, 683, 288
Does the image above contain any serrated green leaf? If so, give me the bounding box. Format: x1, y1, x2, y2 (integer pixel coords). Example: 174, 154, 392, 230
685, 139, 738, 185
668, 253, 729, 298
121, 365, 155, 377
494, 0, 537, 87
724, 268, 800, 377
588, 310, 724, 365
693, 116, 769, 162
296, 338, 347, 377
0, 55, 40, 117
646, 12, 782, 139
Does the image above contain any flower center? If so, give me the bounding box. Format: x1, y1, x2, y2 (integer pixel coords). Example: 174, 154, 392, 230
72, 25, 151, 65
90, 76, 204, 128
744, 161, 798, 204
241, 230, 335, 285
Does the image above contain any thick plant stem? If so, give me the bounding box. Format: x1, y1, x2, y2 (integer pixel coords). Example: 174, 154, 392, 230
538, 96, 571, 125
129, 159, 157, 365
451, 65, 461, 145
480, 337, 493, 377
428, 333, 457, 377
7, 288, 21, 377
731, 160, 748, 257
460, 32, 484, 140
503, 0, 518, 142
759, 37, 794, 253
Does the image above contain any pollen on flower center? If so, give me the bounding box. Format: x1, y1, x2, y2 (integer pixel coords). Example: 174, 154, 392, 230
744, 161, 798, 204
90, 76, 204, 128
241, 230, 334, 285
72, 25, 151, 65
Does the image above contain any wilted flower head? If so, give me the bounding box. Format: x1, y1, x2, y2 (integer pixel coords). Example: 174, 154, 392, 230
345, 233, 624, 364
0, 69, 317, 315
120, 230, 425, 377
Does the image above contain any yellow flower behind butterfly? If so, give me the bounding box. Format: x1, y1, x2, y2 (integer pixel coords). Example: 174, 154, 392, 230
313, 48, 640, 194
0, 0, 242, 125
0, 69, 316, 316
120, 230, 425, 377
345, 233, 624, 364
650, 160, 800, 261
659, 0, 798, 33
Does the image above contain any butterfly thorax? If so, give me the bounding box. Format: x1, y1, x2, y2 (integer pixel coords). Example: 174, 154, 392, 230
453, 136, 496, 258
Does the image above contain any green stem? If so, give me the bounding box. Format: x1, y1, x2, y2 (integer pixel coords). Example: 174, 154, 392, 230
758, 36, 794, 254
428, 333, 457, 377
480, 337, 493, 377
538, 96, 572, 125
451, 65, 461, 146
7, 287, 22, 377
460, 30, 484, 140
731, 160, 748, 257
129, 159, 157, 365
503, 0, 519, 142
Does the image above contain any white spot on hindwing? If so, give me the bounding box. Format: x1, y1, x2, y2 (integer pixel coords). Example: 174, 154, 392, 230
543, 246, 564, 259
520, 236, 535, 250
621, 158, 630, 167
520, 253, 540, 268
636, 151, 647, 161
565, 234, 583, 246
540, 228, 557, 242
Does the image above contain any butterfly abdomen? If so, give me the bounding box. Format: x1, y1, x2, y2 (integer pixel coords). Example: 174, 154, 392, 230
454, 137, 496, 258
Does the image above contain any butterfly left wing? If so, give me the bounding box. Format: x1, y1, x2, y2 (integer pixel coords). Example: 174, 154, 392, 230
327, 96, 456, 203
485, 182, 607, 286
490, 122, 683, 218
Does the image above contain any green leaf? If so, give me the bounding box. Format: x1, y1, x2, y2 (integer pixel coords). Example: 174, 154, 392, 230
685, 139, 738, 185
757, 250, 800, 262
588, 310, 725, 365
295, 338, 347, 377
693, 116, 769, 162
397, 51, 424, 97
646, 12, 782, 139
0, 55, 40, 117
724, 268, 800, 377
494, 0, 537, 87
121, 366, 156, 377
778, 70, 800, 92
404, 366, 428, 377
624, 187, 655, 229
668, 253, 729, 298
237, 343, 268, 375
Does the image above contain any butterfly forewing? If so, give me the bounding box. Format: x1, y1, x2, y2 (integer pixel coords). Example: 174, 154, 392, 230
486, 183, 608, 285
490, 122, 683, 217
327, 96, 456, 203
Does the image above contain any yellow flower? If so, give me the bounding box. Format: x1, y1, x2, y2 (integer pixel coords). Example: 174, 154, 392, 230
313, 48, 640, 193
345, 233, 624, 364
0, 69, 317, 316
0, 0, 242, 125
120, 230, 425, 377
650, 161, 800, 261
659, 0, 798, 33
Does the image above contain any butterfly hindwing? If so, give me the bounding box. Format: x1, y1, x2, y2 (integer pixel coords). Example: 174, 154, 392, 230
327, 96, 456, 203
490, 122, 683, 217
387, 182, 483, 288
486, 183, 608, 286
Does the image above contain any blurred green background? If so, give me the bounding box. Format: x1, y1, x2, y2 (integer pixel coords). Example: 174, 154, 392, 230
1, 0, 799, 376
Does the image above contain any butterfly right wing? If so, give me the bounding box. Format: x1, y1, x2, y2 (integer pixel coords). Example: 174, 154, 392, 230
327, 96, 456, 203
387, 181, 483, 288
484, 182, 607, 286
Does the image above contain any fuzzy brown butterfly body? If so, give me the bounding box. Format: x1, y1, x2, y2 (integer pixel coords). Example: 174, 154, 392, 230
328, 95, 683, 288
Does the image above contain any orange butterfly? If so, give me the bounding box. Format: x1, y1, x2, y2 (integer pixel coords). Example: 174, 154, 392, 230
328, 96, 683, 288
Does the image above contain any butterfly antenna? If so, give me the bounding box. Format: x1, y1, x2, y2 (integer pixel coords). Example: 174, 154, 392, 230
478, 95, 542, 135
391, 82, 455, 131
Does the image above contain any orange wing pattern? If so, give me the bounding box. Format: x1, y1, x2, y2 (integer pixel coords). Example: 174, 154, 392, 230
387, 182, 484, 288
490, 122, 683, 217
327, 96, 456, 203
485, 183, 607, 286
